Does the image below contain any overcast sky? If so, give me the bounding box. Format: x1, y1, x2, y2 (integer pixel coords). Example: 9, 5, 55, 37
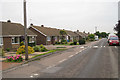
0, 0, 119, 33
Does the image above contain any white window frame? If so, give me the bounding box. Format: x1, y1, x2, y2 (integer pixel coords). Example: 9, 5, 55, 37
0, 37, 3, 45
12, 37, 19, 44
29, 36, 35, 43
47, 36, 51, 41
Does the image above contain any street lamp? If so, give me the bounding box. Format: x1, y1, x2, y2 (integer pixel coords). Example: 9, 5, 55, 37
24, 0, 28, 60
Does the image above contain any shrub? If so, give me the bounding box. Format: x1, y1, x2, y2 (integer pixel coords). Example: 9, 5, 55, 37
20, 41, 24, 46
16, 45, 34, 54
69, 42, 74, 45
40, 47, 48, 52
33, 46, 40, 52
79, 39, 86, 45
39, 44, 44, 48
73, 39, 77, 45
6, 55, 23, 62
2, 49, 5, 56
6, 48, 10, 52
55, 42, 61, 44
61, 40, 67, 44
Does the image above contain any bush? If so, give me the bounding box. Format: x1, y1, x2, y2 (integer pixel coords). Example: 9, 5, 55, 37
61, 40, 67, 44
79, 39, 86, 45
69, 42, 74, 45
33, 46, 40, 52
6, 48, 10, 52
40, 47, 48, 52
6, 55, 23, 62
20, 41, 24, 46
55, 42, 61, 44
39, 44, 44, 48
2, 49, 5, 56
16, 45, 34, 54
73, 39, 77, 45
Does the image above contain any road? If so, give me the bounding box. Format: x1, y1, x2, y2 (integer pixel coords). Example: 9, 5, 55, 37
2, 38, 119, 78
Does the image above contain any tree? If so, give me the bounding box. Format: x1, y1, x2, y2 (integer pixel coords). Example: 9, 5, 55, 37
114, 20, 120, 38
59, 30, 67, 42
94, 31, 101, 38
101, 32, 108, 38
88, 34, 95, 41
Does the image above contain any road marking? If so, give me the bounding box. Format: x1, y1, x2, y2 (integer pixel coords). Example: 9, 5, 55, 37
30, 76, 33, 78
115, 46, 117, 48
101, 46, 102, 48
76, 52, 78, 54
104, 46, 105, 48
93, 46, 98, 48
69, 55, 74, 58
46, 65, 55, 69
59, 59, 67, 63
80, 46, 84, 49
34, 74, 39, 76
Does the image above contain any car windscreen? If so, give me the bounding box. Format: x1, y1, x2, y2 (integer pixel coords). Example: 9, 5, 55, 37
109, 37, 118, 40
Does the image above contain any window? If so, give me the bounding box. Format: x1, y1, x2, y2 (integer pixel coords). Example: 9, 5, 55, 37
47, 36, 51, 41
12, 37, 19, 44
0, 37, 3, 45
29, 36, 35, 43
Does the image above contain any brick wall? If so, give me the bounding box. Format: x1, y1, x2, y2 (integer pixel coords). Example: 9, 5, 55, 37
3, 37, 12, 50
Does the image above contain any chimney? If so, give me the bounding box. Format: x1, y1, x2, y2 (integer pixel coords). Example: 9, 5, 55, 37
7, 20, 11, 23
77, 30, 79, 32
41, 25, 44, 27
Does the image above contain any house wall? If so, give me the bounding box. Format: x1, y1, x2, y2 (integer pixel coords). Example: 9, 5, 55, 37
3, 37, 12, 50
29, 27, 47, 45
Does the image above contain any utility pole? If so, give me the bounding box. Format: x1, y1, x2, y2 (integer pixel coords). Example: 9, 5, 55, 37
24, 0, 28, 60
95, 26, 97, 33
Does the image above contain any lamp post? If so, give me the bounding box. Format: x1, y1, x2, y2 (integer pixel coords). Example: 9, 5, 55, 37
24, 0, 28, 60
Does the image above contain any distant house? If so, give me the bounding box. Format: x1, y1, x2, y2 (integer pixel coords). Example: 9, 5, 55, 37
0, 21, 37, 50
65, 30, 79, 42
29, 24, 61, 45
75, 30, 88, 39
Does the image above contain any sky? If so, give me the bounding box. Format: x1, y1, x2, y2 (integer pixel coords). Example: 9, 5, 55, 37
0, 0, 120, 33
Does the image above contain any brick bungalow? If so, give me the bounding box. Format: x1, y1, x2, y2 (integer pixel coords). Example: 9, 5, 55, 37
29, 24, 61, 45
0, 21, 37, 50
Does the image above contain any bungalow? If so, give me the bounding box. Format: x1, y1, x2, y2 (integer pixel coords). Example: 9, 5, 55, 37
65, 30, 79, 42
29, 24, 60, 45
0, 21, 37, 50
75, 30, 88, 39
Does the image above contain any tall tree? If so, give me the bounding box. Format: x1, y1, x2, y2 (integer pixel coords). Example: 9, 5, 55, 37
114, 20, 120, 38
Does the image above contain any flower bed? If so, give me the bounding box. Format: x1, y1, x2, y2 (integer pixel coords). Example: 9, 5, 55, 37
6, 55, 23, 63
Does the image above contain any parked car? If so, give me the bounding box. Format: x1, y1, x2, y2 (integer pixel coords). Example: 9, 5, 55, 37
108, 36, 119, 46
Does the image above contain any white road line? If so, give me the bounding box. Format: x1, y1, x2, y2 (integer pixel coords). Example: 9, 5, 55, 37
101, 46, 102, 48
93, 46, 98, 48
46, 65, 55, 69
104, 46, 105, 48
30, 76, 33, 78
80, 46, 84, 49
69, 55, 74, 58
59, 59, 67, 63
115, 46, 117, 48
76, 52, 78, 54
34, 74, 39, 76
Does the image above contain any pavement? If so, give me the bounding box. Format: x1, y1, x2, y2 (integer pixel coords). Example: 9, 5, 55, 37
2, 38, 119, 78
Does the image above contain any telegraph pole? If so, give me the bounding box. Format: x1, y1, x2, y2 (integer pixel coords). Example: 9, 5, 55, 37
95, 26, 97, 33
24, 0, 28, 60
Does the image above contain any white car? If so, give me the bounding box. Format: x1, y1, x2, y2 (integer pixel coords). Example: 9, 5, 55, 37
95, 36, 99, 41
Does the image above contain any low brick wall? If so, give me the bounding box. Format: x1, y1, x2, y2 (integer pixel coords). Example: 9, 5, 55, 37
12, 44, 20, 49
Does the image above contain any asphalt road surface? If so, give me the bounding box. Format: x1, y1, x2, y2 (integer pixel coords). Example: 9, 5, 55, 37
2, 38, 119, 78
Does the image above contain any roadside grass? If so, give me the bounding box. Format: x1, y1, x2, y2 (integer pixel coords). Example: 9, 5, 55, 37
32, 49, 66, 58
0, 48, 2, 56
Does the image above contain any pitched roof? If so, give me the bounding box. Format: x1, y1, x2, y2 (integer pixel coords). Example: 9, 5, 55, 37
75, 32, 88, 37
31, 25, 61, 36
65, 30, 79, 37
0, 21, 36, 36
